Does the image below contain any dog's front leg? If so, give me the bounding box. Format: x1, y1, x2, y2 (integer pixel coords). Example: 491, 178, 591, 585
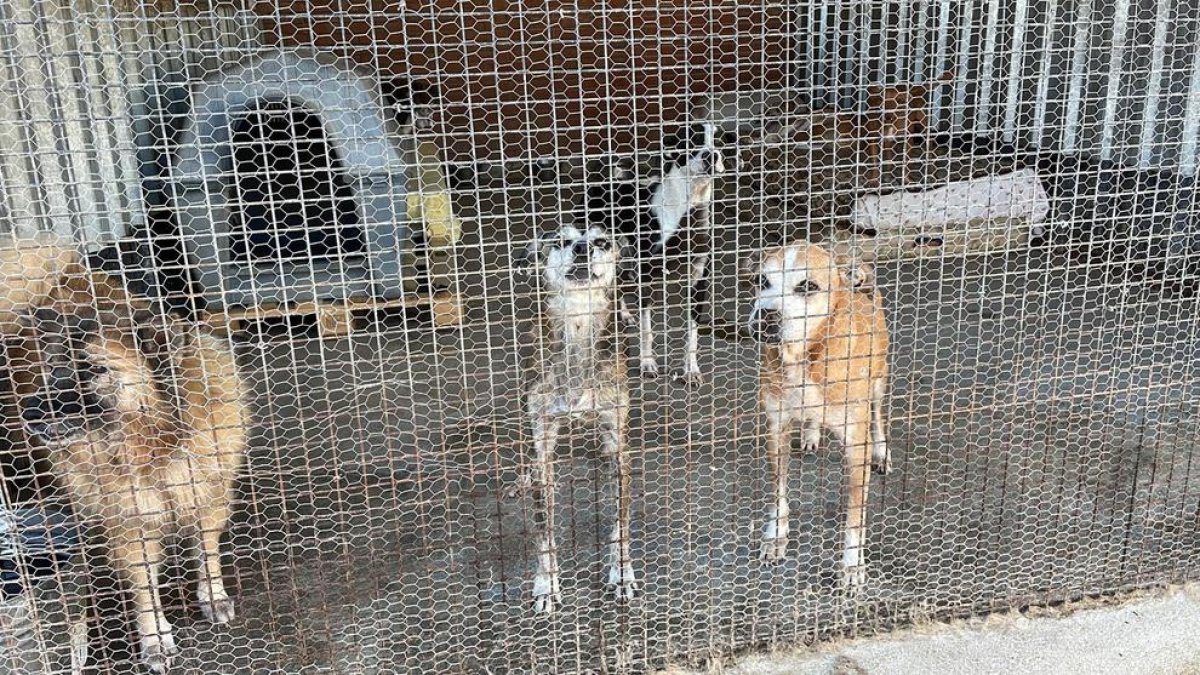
835, 416, 872, 589
196, 502, 236, 624
870, 375, 891, 475
110, 530, 176, 674
638, 307, 659, 377
600, 396, 636, 601
682, 251, 710, 383
760, 404, 793, 561
530, 414, 562, 613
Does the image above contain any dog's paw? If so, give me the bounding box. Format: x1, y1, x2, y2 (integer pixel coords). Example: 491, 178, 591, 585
140, 628, 178, 675
871, 442, 890, 475
638, 360, 660, 379
801, 428, 821, 452
199, 595, 236, 625
759, 536, 789, 561
607, 562, 639, 602
677, 366, 704, 386
532, 572, 562, 614
841, 564, 868, 591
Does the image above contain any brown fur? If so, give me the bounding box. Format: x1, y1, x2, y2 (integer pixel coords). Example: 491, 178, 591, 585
0, 239, 149, 502
815, 70, 954, 187
13, 301, 246, 673
752, 242, 890, 587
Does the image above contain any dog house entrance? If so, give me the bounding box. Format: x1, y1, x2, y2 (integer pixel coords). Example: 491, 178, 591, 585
228, 101, 366, 265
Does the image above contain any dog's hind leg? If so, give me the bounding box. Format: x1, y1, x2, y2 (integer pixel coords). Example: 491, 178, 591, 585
760, 407, 793, 561
600, 395, 636, 601
196, 500, 236, 624
530, 414, 562, 613
110, 530, 177, 674
870, 375, 890, 475
834, 415, 872, 589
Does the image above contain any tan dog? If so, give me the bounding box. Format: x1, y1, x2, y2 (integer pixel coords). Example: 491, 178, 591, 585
14, 300, 247, 673
747, 242, 890, 588
0, 238, 152, 503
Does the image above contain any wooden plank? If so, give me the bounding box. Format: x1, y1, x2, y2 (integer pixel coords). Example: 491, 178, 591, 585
204, 291, 464, 336
431, 292, 464, 328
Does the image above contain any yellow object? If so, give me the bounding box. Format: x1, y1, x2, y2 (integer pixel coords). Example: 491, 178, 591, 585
408, 138, 462, 247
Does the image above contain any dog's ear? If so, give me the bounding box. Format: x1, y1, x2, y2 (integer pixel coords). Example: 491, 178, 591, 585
515, 231, 554, 276
840, 260, 876, 291
740, 247, 769, 282
612, 233, 636, 276
612, 233, 632, 259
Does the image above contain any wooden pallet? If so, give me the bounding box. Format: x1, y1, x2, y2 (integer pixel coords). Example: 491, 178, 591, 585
204, 291, 463, 338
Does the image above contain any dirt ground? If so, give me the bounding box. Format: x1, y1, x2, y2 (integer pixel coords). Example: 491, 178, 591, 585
80, 152, 1200, 674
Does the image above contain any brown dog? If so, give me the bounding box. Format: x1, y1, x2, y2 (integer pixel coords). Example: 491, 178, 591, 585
829, 70, 954, 187
13, 299, 247, 673
752, 71, 953, 188
747, 242, 890, 588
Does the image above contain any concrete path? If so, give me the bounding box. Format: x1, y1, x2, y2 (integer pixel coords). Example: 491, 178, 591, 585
668, 586, 1200, 675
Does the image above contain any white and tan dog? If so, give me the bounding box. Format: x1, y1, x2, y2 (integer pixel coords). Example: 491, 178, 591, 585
520, 224, 634, 613
747, 242, 890, 588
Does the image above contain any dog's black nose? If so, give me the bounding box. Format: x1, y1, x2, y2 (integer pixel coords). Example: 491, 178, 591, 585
22, 393, 85, 420
748, 309, 782, 343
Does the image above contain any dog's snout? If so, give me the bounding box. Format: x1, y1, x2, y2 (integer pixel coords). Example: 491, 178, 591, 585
696, 148, 727, 175
22, 391, 85, 423
748, 308, 782, 342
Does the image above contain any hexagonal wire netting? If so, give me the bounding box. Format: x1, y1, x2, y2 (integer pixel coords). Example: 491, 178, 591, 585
2, 0, 1200, 673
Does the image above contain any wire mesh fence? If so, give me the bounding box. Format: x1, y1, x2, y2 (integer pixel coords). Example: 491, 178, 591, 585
2, 1, 1200, 673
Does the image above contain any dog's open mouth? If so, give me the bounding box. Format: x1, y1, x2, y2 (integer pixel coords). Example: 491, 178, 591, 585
566, 265, 604, 283
747, 311, 783, 343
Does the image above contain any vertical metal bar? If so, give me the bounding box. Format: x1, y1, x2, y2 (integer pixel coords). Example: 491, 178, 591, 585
895, 0, 911, 80
931, 0, 954, 130
858, 3, 872, 89
912, 0, 930, 82
1138, 0, 1173, 168
0, 0, 52, 236
64, 0, 118, 243
31, 0, 86, 238
1064, 0, 1094, 152
817, 1, 831, 93
1003, 0, 1030, 142
810, 0, 823, 92
1032, 0, 1059, 146
975, 0, 1001, 133
952, 0, 974, 130
1180, 17, 1200, 175
1100, 0, 1132, 160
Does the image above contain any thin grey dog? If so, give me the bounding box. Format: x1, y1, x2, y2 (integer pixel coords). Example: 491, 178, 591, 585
519, 224, 634, 613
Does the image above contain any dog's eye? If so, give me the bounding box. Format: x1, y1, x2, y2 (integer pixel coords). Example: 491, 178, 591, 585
88, 364, 108, 377
758, 274, 771, 290
593, 237, 610, 250
794, 280, 821, 294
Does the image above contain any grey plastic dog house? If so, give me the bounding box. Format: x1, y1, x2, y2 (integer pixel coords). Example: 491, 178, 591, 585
171, 49, 416, 310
